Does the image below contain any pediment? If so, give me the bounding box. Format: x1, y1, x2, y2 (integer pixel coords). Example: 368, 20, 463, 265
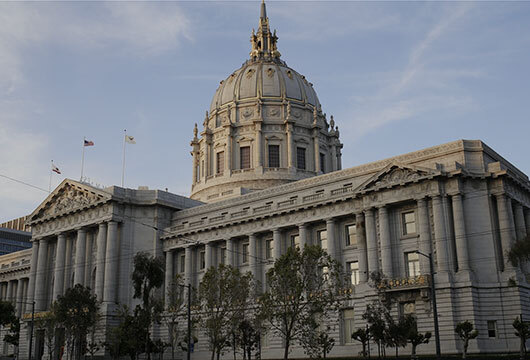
28, 179, 112, 224
355, 163, 441, 194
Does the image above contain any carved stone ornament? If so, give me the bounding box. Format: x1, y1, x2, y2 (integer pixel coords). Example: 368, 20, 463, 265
285, 70, 293, 80
268, 108, 280, 117
266, 67, 275, 78
242, 108, 254, 118
292, 109, 301, 118
246, 68, 256, 79
362, 166, 434, 193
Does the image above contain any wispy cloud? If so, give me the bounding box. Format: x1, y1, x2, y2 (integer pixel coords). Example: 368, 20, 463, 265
342, 3, 476, 138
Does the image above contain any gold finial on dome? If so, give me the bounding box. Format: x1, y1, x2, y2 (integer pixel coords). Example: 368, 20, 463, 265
249, 0, 281, 61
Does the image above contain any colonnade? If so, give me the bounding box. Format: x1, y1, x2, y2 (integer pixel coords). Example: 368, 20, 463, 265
164, 190, 530, 303
27, 221, 120, 312
0, 277, 29, 316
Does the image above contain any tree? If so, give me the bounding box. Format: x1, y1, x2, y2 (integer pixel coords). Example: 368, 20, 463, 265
455, 320, 478, 359
351, 328, 370, 359
513, 317, 530, 360
105, 305, 148, 360
259, 245, 342, 360
508, 234, 530, 267
299, 318, 335, 359
236, 319, 261, 360
198, 264, 253, 360
362, 302, 389, 358
385, 316, 408, 359
54, 284, 100, 360
35, 310, 58, 360
131, 252, 165, 360
164, 274, 187, 360
402, 315, 431, 360
1, 301, 19, 354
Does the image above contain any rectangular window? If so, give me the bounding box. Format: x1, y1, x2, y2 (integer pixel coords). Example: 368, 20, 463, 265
317, 230, 328, 251
220, 247, 226, 265
268, 145, 280, 168
348, 261, 360, 285
290, 235, 300, 249
320, 153, 326, 173
216, 151, 224, 175
406, 252, 420, 278
240, 146, 251, 169
199, 251, 206, 270
400, 302, 416, 317
342, 309, 355, 344
265, 239, 273, 259
346, 224, 357, 247
402, 211, 416, 235
242, 243, 249, 263
180, 254, 185, 273
487, 320, 497, 338
296, 147, 306, 170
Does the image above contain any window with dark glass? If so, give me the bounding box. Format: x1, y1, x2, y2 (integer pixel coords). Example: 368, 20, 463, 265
240, 146, 251, 169
346, 224, 357, 247
242, 243, 249, 263
220, 247, 226, 265
320, 153, 326, 173
265, 239, 273, 259
406, 252, 420, 278
268, 145, 280, 168
487, 321, 497, 338
402, 211, 416, 235
216, 151, 224, 175
180, 255, 185, 273
199, 251, 206, 270
342, 309, 355, 344
297, 147, 306, 170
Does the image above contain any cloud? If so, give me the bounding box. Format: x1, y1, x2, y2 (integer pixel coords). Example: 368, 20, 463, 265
341, 3, 476, 138
0, 2, 191, 94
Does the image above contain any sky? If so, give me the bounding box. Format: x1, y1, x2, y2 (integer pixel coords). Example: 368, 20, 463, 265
1, 0, 530, 222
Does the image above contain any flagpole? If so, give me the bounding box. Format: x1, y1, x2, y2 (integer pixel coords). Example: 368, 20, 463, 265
122, 129, 126, 187
81, 137, 86, 181
49, 160, 53, 193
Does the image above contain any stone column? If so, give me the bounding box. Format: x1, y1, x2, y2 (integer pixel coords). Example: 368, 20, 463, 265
64, 236, 73, 290
330, 144, 337, 172
249, 234, 258, 280
254, 123, 262, 167
27, 240, 40, 306
452, 194, 471, 272
378, 206, 393, 277
6, 281, 13, 303
525, 209, 530, 236
226, 239, 234, 267
205, 243, 213, 270
273, 229, 282, 260
417, 198, 433, 274
74, 229, 87, 285
313, 129, 320, 173
95, 223, 107, 300
185, 246, 193, 286
84, 231, 94, 286
496, 194, 517, 269
35, 238, 49, 311
103, 221, 119, 304
298, 224, 308, 249
432, 195, 450, 273
355, 213, 368, 283
513, 202, 527, 241
326, 219, 337, 260
165, 250, 174, 306
286, 124, 294, 169
52, 234, 67, 300
226, 130, 233, 172
16, 279, 24, 316
365, 209, 379, 274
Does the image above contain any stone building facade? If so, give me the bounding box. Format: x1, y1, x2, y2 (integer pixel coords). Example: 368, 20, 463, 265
1, 1, 530, 359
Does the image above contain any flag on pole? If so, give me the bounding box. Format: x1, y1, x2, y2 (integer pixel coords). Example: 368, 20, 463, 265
125, 135, 136, 144
84, 139, 94, 146
52, 163, 61, 174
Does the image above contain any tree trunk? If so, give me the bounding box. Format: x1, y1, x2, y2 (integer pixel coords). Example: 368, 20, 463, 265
411, 344, 417, 360
283, 338, 290, 360
521, 336, 525, 360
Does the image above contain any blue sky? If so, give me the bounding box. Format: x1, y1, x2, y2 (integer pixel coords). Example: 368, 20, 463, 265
1, 1, 530, 222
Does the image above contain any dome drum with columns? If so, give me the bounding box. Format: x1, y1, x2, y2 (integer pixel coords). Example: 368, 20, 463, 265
190, 1, 343, 203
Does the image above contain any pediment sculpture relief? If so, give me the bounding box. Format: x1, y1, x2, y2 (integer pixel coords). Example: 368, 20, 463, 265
36, 184, 106, 220
362, 166, 435, 192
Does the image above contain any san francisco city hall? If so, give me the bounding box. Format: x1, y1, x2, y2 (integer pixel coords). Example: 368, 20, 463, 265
1, 2, 530, 358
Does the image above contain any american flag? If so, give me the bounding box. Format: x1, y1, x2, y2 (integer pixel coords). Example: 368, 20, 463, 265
52, 164, 61, 174
84, 139, 94, 146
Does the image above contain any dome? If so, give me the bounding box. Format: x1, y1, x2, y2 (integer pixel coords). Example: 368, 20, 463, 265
189, 1, 343, 203
209, 61, 321, 114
